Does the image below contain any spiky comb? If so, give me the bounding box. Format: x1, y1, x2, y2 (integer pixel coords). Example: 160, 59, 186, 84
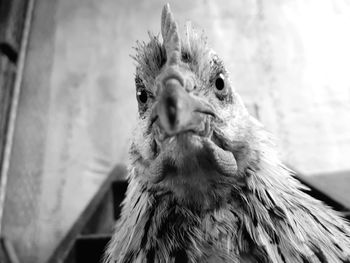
161, 4, 181, 65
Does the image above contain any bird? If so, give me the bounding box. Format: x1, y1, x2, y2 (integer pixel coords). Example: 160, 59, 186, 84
105, 4, 350, 263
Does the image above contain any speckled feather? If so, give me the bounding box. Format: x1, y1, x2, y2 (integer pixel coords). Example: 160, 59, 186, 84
105, 4, 350, 263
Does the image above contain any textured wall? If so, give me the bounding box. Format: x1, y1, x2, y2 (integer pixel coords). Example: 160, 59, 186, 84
2, 0, 350, 262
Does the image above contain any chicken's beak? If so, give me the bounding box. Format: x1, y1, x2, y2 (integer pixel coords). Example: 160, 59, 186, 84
155, 75, 215, 137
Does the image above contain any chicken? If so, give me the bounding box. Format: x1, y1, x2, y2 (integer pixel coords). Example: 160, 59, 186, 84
105, 4, 350, 263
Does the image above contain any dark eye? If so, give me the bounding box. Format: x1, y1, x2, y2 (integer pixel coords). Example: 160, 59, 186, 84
137, 89, 148, 104
215, 73, 225, 91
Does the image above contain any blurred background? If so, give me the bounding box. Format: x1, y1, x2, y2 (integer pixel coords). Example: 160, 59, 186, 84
0, 0, 350, 262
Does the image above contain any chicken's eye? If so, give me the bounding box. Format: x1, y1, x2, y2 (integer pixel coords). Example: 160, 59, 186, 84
215, 73, 225, 91
213, 73, 229, 100
137, 89, 148, 104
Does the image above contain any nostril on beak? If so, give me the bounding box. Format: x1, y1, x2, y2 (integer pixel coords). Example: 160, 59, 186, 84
158, 77, 202, 135
166, 96, 177, 128
157, 78, 183, 134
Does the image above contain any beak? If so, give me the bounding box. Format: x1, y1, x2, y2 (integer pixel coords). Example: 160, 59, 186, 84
154, 76, 216, 136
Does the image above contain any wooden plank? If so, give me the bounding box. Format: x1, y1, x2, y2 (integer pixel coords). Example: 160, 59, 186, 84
0, 0, 35, 240
0, 56, 16, 166
48, 165, 126, 263
80, 187, 115, 235
298, 171, 350, 211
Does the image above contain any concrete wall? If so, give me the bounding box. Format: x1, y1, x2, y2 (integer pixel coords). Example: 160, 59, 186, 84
2, 0, 350, 262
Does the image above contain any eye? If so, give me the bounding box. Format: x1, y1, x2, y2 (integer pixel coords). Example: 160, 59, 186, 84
215, 73, 225, 91
137, 88, 148, 104
213, 73, 230, 100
